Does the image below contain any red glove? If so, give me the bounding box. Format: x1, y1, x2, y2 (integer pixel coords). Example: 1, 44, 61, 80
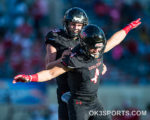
123, 18, 141, 34
13, 74, 38, 83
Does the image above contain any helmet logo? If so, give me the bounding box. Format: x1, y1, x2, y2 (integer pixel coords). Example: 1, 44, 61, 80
73, 16, 84, 22
80, 32, 87, 39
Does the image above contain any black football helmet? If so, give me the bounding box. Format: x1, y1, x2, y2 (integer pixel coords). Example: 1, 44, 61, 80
63, 7, 88, 38
80, 24, 106, 58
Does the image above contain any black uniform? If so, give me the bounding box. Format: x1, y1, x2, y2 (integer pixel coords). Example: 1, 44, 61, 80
62, 45, 111, 120
45, 29, 80, 120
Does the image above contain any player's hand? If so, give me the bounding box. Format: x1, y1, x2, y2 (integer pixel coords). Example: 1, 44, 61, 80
13, 74, 38, 83
61, 48, 72, 58
129, 18, 141, 29
102, 64, 107, 75
13, 74, 31, 83
123, 18, 141, 34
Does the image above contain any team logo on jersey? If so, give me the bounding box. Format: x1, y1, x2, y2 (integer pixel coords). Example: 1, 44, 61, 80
88, 62, 101, 71
80, 32, 87, 39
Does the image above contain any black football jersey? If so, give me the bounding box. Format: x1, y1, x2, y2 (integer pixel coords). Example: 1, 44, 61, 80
62, 45, 103, 97
45, 28, 80, 91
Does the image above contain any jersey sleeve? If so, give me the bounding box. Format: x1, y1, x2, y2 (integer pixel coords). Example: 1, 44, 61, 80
45, 29, 61, 48
61, 51, 84, 69
61, 55, 76, 69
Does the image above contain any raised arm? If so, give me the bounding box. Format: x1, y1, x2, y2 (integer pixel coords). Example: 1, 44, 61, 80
13, 61, 71, 83
104, 18, 141, 53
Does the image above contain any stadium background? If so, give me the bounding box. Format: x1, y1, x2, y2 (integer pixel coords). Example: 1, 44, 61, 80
0, 0, 150, 120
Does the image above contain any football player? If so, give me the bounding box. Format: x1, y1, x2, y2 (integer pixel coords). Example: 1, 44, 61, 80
13, 22, 141, 120
44, 7, 141, 119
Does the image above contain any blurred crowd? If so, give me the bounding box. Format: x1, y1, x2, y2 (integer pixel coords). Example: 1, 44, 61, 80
0, 0, 150, 85
0, 1, 150, 120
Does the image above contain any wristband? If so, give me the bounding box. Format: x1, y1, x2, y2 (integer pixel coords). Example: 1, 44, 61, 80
123, 25, 131, 34
29, 74, 38, 82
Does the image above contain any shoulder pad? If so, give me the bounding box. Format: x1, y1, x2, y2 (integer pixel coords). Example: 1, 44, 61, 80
45, 29, 61, 42
50, 28, 61, 33
45, 32, 57, 46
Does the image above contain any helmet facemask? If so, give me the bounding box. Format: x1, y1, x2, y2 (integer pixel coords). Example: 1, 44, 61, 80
64, 21, 84, 38
80, 24, 106, 59
88, 43, 105, 58
63, 7, 88, 38
81, 39, 106, 59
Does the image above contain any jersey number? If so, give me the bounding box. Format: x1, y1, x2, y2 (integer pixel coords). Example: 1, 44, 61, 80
91, 68, 100, 84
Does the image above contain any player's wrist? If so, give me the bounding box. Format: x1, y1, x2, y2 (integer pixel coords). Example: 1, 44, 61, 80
122, 18, 141, 34
122, 24, 131, 34
29, 74, 38, 82
57, 58, 62, 63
